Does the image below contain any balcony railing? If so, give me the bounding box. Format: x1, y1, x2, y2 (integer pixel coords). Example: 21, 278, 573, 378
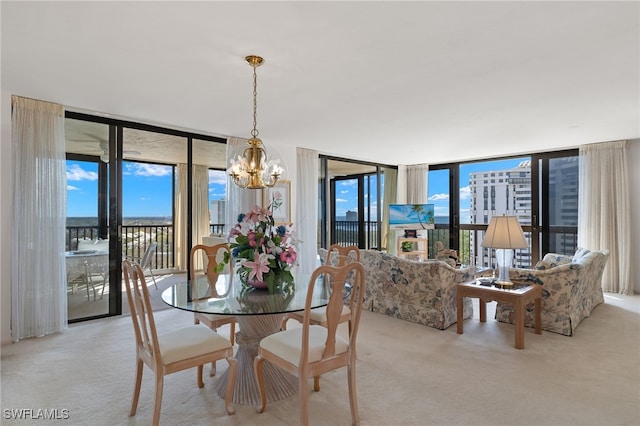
67, 221, 576, 272
333, 221, 378, 250
332, 222, 577, 268
66, 223, 226, 271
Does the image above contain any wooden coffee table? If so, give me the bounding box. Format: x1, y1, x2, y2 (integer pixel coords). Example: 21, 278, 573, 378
456, 280, 542, 349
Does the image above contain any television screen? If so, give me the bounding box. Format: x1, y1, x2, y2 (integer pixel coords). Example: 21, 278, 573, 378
388, 204, 435, 229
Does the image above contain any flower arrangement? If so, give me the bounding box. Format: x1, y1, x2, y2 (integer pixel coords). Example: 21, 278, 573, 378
226, 204, 297, 294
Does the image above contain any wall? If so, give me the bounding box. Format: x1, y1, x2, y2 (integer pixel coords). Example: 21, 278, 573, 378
2, 92, 12, 345
628, 139, 640, 294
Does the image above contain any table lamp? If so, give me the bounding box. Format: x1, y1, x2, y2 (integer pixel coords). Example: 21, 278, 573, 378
481, 215, 528, 287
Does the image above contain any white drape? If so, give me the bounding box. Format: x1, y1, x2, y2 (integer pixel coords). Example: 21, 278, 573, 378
578, 141, 631, 294
381, 167, 398, 253
175, 164, 211, 271
192, 165, 210, 270
175, 164, 188, 271
11, 96, 67, 341
295, 148, 319, 274
225, 137, 258, 231
406, 163, 429, 204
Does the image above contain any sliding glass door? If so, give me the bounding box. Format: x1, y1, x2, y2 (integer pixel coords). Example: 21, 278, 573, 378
65, 112, 227, 323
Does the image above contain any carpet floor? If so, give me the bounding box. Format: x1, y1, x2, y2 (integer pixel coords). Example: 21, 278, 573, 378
2, 294, 639, 426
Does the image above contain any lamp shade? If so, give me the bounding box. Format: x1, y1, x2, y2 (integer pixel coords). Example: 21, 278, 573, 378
481, 215, 528, 249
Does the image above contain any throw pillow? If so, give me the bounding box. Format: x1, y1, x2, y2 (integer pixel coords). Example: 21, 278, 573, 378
572, 247, 590, 262
541, 253, 572, 266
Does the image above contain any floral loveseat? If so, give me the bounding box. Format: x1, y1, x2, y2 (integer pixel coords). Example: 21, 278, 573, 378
319, 248, 474, 330
495, 248, 610, 336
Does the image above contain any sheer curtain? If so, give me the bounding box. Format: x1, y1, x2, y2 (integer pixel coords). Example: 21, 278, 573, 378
175, 164, 188, 271
295, 148, 318, 274
406, 163, 429, 203
11, 96, 67, 341
192, 165, 210, 270
381, 167, 398, 253
578, 140, 631, 294
175, 164, 211, 271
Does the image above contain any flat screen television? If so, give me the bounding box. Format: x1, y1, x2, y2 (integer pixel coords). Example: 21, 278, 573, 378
388, 203, 435, 229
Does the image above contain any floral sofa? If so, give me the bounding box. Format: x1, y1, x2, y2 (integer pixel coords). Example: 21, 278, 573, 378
319, 248, 475, 330
495, 248, 610, 336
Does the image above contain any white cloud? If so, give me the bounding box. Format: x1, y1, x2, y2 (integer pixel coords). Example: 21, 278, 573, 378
66, 164, 98, 181
339, 180, 356, 187
127, 163, 172, 177
209, 170, 227, 185
429, 193, 449, 201
340, 190, 349, 194
67, 185, 80, 191
335, 198, 348, 203
459, 186, 472, 200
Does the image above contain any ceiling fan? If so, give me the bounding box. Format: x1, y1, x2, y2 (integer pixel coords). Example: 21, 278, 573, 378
85, 140, 142, 163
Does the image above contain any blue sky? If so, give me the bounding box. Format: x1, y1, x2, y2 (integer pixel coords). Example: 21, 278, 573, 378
67, 157, 527, 220
429, 158, 525, 223
330, 157, 526, 223
66, 160, 227, 217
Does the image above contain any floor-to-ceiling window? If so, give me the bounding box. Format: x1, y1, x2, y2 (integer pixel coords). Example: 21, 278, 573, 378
427, 149, 578, 267
64, 112, 227, 322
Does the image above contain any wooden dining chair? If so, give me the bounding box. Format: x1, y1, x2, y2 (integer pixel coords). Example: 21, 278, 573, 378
254, 261, 366, 426
190, 243, 237, 375
122, 260, 237, 426
282, 244, 360, 331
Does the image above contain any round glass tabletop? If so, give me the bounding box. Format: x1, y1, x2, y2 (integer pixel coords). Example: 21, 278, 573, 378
161, 272, 329, 316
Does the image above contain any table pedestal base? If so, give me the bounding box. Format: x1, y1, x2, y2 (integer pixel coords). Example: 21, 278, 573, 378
214, 313, 297, 405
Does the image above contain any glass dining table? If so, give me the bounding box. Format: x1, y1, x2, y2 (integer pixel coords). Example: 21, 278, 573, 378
161, 270, 329, 405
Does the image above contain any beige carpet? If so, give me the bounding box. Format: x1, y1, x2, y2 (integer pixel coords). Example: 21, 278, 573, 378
2, 294, 639, 426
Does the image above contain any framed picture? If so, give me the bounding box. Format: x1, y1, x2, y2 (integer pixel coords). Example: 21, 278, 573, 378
263, 180, 291, 224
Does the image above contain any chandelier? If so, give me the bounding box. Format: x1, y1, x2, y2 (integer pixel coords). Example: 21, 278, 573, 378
228, 55, 284, 189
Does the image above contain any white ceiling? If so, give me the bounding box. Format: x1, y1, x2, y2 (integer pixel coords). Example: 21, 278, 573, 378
2, 1, 639, 167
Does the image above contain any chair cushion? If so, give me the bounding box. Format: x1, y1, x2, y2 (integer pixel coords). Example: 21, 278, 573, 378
158, 325, 231, 365
308, 305, 351, 323
260, 325, 349, 367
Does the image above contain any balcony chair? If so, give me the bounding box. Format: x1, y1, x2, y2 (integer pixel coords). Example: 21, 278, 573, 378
190, 243, 237, 376
127, 242, 158, 289
122, 260, 237, 426
254, 261, 366, 426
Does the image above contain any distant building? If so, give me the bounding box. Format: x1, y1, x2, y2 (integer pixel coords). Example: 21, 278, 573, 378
210, 200, 226, 225
469, 161, 532, 268
345, 210, 358, 221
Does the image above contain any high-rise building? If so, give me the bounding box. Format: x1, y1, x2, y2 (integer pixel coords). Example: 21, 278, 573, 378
210, 200, 226, 226
468, 161, 532, 268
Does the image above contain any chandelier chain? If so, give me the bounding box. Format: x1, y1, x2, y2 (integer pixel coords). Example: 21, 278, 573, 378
252, 64, 259, 138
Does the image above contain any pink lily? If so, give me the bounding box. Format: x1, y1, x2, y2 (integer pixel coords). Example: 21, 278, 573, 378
244, 251, 272, 282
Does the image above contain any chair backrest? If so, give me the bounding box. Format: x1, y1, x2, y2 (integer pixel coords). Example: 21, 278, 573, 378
190, 243, 232, 296
301, 262, 365, 365
324, 244, 360, 267
122, 260, 161, 363
139, 242, 158, 268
